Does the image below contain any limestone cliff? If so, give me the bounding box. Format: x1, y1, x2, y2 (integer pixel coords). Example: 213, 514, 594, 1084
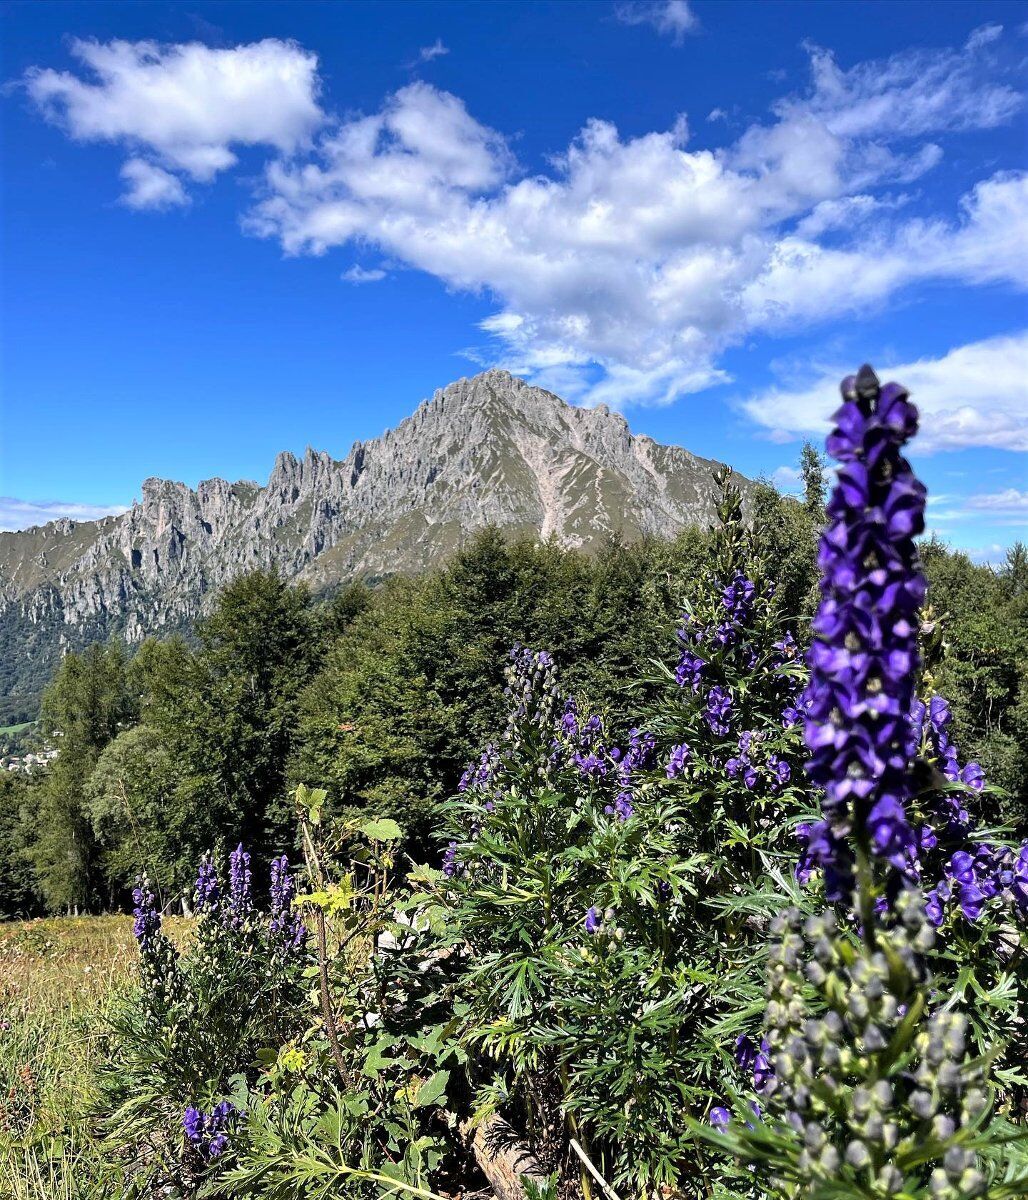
0, 370, 752, 714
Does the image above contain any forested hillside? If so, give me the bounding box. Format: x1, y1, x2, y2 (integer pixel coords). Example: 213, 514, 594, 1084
3, 469, 1025, 919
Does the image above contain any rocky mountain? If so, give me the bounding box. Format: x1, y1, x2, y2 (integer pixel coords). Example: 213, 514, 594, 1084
0, 369, 752, 719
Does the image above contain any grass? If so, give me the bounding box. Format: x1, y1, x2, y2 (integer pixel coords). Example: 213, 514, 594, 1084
0, 916, 191, 1198
0, 722, 33, 737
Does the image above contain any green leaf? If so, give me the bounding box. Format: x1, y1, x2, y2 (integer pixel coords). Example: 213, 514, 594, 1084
361, 817, 403, 842
414, 1069, 449, 1108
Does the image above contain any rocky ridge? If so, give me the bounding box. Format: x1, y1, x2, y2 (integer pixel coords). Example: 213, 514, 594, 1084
0, 369, 752, 715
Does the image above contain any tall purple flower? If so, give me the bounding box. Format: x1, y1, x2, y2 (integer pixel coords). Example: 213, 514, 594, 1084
269, 855, 307, 951
131, 876, 161, 948
442, 841, 459, 878
183, 1100, 235, 1159
666, 743, 690, 779
227, 844, 252, 925
803, 366, 926, 873
195, 855, 219, 910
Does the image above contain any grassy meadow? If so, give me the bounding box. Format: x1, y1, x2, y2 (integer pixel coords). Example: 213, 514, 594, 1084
0, 916, 190, 1198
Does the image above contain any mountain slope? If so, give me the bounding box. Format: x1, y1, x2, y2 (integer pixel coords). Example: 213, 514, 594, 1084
0, 369, 751, 717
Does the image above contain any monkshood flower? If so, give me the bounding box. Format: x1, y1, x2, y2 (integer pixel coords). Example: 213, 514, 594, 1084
183, 1106, 205, 1144
736, 1035, 774, 1094
269, 855, 307, 951
675, 649, 705, 691
585, 906, 601, 934
624, 727, 656, 770
442, 841, 459, 878
195, 855, 219, 910
131, 876, 161, 948
505, 644, 561, 734
794, 821, 854, 903
1012, 846, 1028, 912
226, 843, 252, 925
771, 631, 798, 666
722, 572, 756, 623
709, 1106, 731, 1132
459, 744, 498, 793
666, 743, 690, 779
573, 749, 608, 779
183, 1100, 235, 1160
704, 685, 733, 737
803, 365, 926, 872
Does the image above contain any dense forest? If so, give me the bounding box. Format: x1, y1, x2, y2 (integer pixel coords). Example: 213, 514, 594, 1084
2, 464, 1025, 920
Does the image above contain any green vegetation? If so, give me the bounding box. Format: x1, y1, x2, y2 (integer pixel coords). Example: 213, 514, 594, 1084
2, 479, 1024, 917
1, 441, 1025, 1199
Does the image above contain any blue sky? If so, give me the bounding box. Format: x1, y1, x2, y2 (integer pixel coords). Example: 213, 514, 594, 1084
2, 0, 1026, 558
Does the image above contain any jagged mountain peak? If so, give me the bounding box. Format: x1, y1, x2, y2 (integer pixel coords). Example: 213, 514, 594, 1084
0, 370, 751, 714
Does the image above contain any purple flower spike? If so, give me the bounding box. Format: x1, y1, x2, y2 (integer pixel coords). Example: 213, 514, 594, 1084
226, 844, 252, 925
131, 876, 161, 948
183, 1106, 205, 1144
585, 906, 601, 935
802, 367, 926, 879
195, 856, 219, 910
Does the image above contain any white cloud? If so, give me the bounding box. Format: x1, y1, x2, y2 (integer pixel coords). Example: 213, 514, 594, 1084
965, 543, 1009, 566
966, 24, 1003, 52
0, 497, 129, 532
413, 39, 449, 65
25, 37, 324, 202
741, 330, 1028, 453
771, 464, 803, 492
24, 32, 1028, 422
615, 1, 699, 43
119, 158, 189, 209
966, 488, 1028, 511
246, 35, 1025, 409
342, 264, 387, 284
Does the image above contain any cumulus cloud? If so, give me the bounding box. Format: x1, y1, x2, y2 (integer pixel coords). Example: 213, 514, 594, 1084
23, 31, 1028, 423
0, 497, 129, 532
741, 330, 1028, 453
243, 32, 1025, 408
119, 158, 189, 210
614, 1, 699, 43
25, 38, 324, 205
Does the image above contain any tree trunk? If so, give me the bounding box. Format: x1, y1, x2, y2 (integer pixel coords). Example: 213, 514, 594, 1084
462, 1113, 550, 1200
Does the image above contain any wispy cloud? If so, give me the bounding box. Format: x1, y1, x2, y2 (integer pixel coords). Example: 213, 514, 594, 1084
0, 497, 129, 532
409, 39, 449, 66
120, 158, 189, 209
614, 1, 699, 44
965, 487, 1028, 511
342, 264, 387, 284
771, 464, 803, 493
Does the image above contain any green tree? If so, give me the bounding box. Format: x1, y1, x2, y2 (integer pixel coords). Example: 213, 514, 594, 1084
799, 439, 827, 521
138, 572, 324, 893
0, 771, 39, 917
85, 724, 176, 897
29, 641, 135, 910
